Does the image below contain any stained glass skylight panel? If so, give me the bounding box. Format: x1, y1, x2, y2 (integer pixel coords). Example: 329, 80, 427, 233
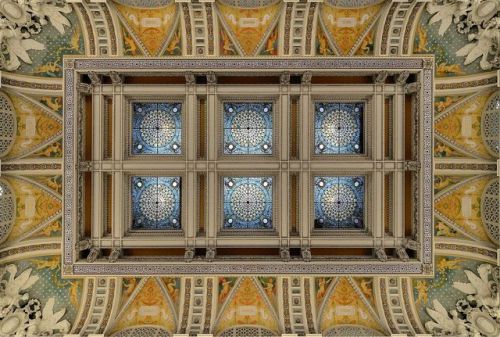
314, 102, 363, 154
223, 177, 273, 229
131, 176, 181, 230
223, 102, 273, 155
132, 102, 182, 155
314, 176, 364, 229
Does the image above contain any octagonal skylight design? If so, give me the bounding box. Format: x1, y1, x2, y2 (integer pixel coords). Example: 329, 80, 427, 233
131, 176, 181, 230
223, 102, 273, 155
314, 176, 364, 229
132, 102, 182, 155
223, 177, 273, 229
315, 102, 363, 154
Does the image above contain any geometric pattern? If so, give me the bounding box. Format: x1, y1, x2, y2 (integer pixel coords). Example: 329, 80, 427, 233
315, 102, 363, 154
314, 176, 364, 229
223, 177, 273, 229
131, 176, 181, 230
132, 102, 182, 155
224, 102, 273, 155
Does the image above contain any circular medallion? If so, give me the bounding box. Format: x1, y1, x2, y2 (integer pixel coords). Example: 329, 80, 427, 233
139, 110, 176, 148
230, 183, 266, 221
320, 183, 357, 221
139, 184, 175, 221
320, 110, 358, 148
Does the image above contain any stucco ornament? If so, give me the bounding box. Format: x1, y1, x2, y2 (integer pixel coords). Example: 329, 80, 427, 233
427, 0, 500, 70
425, 264, 499, 337
0, 0, 72, 71
0, 264, 71, 336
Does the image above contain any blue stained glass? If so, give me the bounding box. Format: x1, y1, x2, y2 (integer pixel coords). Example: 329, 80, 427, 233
132, 102, 182, 155
223, 103, 273, 155
223, 177, 273, 229
131, 176, 181, 230
314, 102, 363, 154
314, 176, 364, 229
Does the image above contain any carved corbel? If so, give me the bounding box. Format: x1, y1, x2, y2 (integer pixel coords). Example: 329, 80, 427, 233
405, 81, 421, 94
108, 248, 121, 263
206, 72, 217, 85
87, 247, 101, 263
88, 72, 101, 85
280, 72, 291, 86
403, 238, 419, 251
396, 71, 410, 85
184, 247, 195, 262
375, 247, 387, 262
301, 71, 312, 86
301, 247, 312, 262
396, 247, 409, 262
373, 70, 388, 84
77, 83, 93, 94
205, 248, 216, 262
76, 238, 92, 251
185, 72, 196, 85
404, 160, 421, 171
280, 247, 291, 262
109, 71, 122, 85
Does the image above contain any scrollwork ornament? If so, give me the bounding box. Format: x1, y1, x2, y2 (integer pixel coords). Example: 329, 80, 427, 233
0, 264, 71, 336
396, 247, 409, 262
109, 71, 122, 85
0, 0, 72, 71
301, 71, 312, 85
424, 264, 499, 337
108, 248, 121, 263
280, 72, 291, 86
206, 71, 217, 85
185, 72, 195, 86
375, 247, 387, 262
76, 238, 92, 251
427, 0, 500, 70
184, 247, 195, 262
374, 70, 388, 84
301, 247, 312, 262
280, 247, 291, 262
205, 248, 216, 262
397, 71, 410, 85
87, 247, 101, 263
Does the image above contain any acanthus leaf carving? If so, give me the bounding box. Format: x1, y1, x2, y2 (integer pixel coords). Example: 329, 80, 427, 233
0, 0, 73, 71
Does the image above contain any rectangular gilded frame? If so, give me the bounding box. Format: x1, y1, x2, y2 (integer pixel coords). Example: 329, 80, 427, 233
63, 57, 434, 276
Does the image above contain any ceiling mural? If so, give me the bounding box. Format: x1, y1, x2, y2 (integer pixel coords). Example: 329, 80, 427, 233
0, 0, 498, 336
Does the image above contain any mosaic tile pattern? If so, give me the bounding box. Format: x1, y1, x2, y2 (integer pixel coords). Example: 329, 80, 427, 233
132, 102, 182, 155
314, 176, 364, 229
223, 102, 273, 155
131, 176, 181, 230
223, 177, 273, 229
314, 102, 363, 154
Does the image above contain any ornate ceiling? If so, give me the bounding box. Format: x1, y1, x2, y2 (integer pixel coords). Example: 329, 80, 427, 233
0, 0, 498, 336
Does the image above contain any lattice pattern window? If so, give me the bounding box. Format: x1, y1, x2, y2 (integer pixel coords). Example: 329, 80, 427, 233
132, 102, 182, 155
223, 177, 273, 229
131, 176, 181, 230
314, 102, 363, 154
0, 180, 16, 244
314, 176, 364, 229
223, 102, 273, 155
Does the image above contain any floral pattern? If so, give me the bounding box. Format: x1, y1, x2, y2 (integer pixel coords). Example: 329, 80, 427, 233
427, 0, 499, 70
0, 0, 72, 71
424, 263, 499, 337
0, 264, 70, 336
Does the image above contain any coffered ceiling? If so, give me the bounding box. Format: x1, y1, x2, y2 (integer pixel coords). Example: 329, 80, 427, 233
0, 1, 498, 336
